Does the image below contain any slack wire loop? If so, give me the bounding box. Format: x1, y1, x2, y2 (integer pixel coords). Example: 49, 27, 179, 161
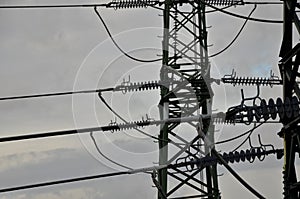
209, 4, 257, 58
94, 6, 162, 63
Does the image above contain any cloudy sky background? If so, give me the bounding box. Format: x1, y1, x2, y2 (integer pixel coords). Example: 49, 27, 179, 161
0, 0, 296, 198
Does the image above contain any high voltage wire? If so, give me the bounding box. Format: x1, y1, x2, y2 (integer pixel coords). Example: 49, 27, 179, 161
0, 4, 163, 63
211, 149, 265, 199
151, 3, 237, 14
0, 3, 109, 9
93, 7, 162, 63
0, 114, 216, 143
0, 148, 266, 198
0, 127, 103, 143
231, 123, 265, 152
0, 1, 283, 198
244, 1, 282, 5
215, 122, 264, 145
201, 0, 283, 23
0, 79, 164, 101
0, 112, 266, 145
0, 170, 131, 193
0, 91, 187, 145
0, 2, 234, 14
209, 4, 257, 58
90, 131, 134, 170
0, 1, 283, 24
196, 127, 266, 198
0, 88, 113, 101
98, 93, 161, 141
0, 1, 283, 9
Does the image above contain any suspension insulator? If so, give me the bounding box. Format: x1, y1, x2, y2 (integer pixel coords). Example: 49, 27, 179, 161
246, 108, 254, 124
225, 96, 300, 124
260, 99, 269, 121
245, 149, 251, 162
228, 152, 234, 163
249, 148, 256, 163
256, 147, 262, 160
292, 96, 299, 118
218, 148, 283, 165
240, 150, 246, 162
111, 0, 153, 9
253, 105, 262, 122
257, 147, 266, 161
268, 98, 277, 120
223, 152, 229, 162
276, 97, 285, 120
205, 0, 243, 6
284, 97, 293, 119
234, 151, 240, 163
116, 80, 161, 93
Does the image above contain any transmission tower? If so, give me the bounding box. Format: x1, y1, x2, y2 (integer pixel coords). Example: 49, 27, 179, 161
279, 0, 300, 198
0, 1, 294, 198
157, 0, 240, 198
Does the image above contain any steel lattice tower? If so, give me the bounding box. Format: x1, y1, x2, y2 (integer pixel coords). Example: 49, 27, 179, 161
157, 0, 225, 198
280, 0, 300, 198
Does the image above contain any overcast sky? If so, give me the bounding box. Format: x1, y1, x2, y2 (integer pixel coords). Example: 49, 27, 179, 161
0, 0, 296, 198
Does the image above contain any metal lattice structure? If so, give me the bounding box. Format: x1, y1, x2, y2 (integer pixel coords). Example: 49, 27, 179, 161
1, 1, 300, 198
279, 0, 300, 198
156, 1, 237, 198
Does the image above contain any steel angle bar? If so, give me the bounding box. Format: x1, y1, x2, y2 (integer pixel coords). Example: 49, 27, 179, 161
167, 168, 205, 196
167, 171, 208, 194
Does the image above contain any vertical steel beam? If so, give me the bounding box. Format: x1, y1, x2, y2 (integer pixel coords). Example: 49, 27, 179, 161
158, 0, 171, 198
157, 0, 220, 198
280, 1, 300, 198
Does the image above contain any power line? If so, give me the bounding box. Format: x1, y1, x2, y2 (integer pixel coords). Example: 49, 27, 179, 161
0, 114, 216, 143
0, 88, 113, 101
201, 0, 283, 23
99, 93, 225, 152
209, 4, 257, 58
98, 93, 161, 141
0, 123, 145, 143
0, 148, 268, 194
215, 122, 263, 145
0, 1, 284, 198
0, 124, 155, 143
244, 1, 283, 5
94, 6, 162, 63
0, 3, 162, 63
0, 161, 169, 193
0, 1, 283, 9
150, 3, 237, 14
211, 149, 266, 199
0, 170, 130, 193
99, 93, 229, 148
0, 88, 263, 146
90, 131, 133, 170
231, 122, 266, 152
0, 3, 109, 9
0, 127, 103, 143
197, 129, 266, 198
0, 79, 164, 102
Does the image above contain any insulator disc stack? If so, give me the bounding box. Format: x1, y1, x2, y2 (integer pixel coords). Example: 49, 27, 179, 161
221, 76, 282, 87
102, 119, 152, 132
224, 96, 300, 124
188, 148, 284, 168
205, 0, 243, 6
115, 80, 161, 93
111, 0, 156, 9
